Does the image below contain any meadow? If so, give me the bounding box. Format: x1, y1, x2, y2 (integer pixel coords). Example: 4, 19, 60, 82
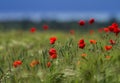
0, 21, 120, 83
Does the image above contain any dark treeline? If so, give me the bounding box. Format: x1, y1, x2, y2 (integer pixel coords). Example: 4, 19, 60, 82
0, 18, 118, 31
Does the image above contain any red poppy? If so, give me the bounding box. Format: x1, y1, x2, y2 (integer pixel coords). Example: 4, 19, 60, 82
98, 28, 103, 33
90, 39, 96, 44
78, 39, 85, 49
50, 54, 57, 59
47, 62, 51, 67
105, 45, 112, 51
49, 48, 58, 59
89, 18, 95, 24
107, 23, 120, 36
50, 37, 57, 44
112, 22, 118, 28
113, 28, 120, 36
13, 60, 22, 68
30, 27, 36, 33
108, 26, 114, 32
43, 24, 49, 30
104, 28, 109, 32
103, 23, 120, 36
78, 20, 85, 26
109, 39, 115, 45
79, 43, 85, 49
49, 48, 57, 55
78, 39, 84, 44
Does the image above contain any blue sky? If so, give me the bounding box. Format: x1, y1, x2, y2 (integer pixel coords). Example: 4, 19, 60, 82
0, 0, 119, 13
0, 0, 120, 21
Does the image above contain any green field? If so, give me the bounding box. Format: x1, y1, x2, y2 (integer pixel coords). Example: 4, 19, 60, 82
0, 28, 120, 83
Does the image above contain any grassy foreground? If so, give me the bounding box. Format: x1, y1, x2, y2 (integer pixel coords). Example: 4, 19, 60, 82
0, 30, 120, 83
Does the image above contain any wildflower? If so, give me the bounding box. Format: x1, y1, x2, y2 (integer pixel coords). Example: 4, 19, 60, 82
112, 22, 118, 28
113, 28, 120, 36
30, 27, 36, 33
43, 24, 49, 30
30, 60, 39, 67
104, 28, 109, 33
98, 28, 103, 33
13, 60, 22, 68
50, 37, 57, 44
78, 39, 84, 44
50, 54, 57, 59
89, 18, 95, 24
109, 39, 115, 45
79, 43, 85, 49
108, 26, 115, 32
49, 48, 57, 59
90, 39, 96, 44
81, 53, 87, 57
47, 62, 51, 67
49, 48, 57, 55
107, 23, 120, 36
105, 55, 111, 60
78, 20, 85, 26
78, 39, 85, 49
105, 45, 112, 51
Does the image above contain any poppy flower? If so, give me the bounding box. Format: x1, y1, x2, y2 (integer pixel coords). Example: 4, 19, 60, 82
78, 39, 84, 44
104, 23, 119, 36
104, 28, 109, 33
50, 54, 57, 59
105, 22, 120, 36
107, 23, 120, 36
90, 39, 96, 44
98, 28, 103, 33
112, 22, 118, 28
47, 62, 51, 67
49, 48, 58, 59
108, 26, 114, 32
79, 43, 86, 49
105, 55, 111, 60
113, 28, 120, 36
109, 39, 115, 45
81, 53, 87, 57
13, 60, 22, 68
30, 60, 39, 67
89, 18, 95, 24
49, 48, 57, 55
30, 27, 36, 33
78, 20, 85, 26
50, 37, 57, 44
78, 39, 86, 49
105, 45, 112, 51
70, 30, 75, 35
43, 24, 49, 30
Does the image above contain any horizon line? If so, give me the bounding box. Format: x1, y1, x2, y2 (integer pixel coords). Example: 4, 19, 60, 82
0, 12, 119, 21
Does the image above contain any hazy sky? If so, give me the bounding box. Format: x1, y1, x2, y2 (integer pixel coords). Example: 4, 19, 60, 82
0, 0, 119, 13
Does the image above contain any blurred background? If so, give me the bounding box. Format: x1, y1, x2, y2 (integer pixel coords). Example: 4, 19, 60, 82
0, 0, 120, 31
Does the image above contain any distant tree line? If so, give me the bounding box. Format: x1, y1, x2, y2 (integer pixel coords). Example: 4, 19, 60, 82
0, 17, 119, 31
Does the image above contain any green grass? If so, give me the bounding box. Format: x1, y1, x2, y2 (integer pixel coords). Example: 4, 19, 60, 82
0, 30, 120, 83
